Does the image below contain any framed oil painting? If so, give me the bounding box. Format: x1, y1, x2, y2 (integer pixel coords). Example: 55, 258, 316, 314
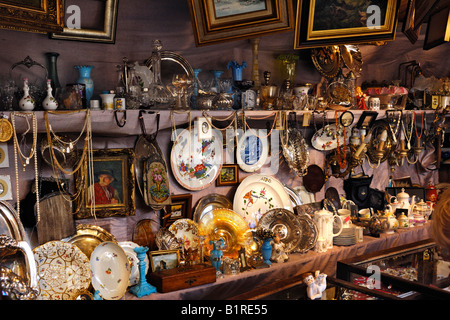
217, 164, 239, 186
163, 194, 193, 227
0, 0, 64, 34
294, 0, 401, 49
188, 0, 294, 46
50, 0, 118, 43
149, 249, 180, 272
76, 148, 135, 219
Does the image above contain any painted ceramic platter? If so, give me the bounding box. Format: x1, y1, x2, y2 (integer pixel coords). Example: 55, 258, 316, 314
233, 174, 293, 228
33, 240, 91, 300
193, 193, 233, 223
198, 208, 252, 259
90, 241, 131, 300
170, 125, 223, 190
168, 218, 200, 253
311, 123, 351, 151
236, 130, 268, 172
118, 241, 149, 286
256, 208, 302, 254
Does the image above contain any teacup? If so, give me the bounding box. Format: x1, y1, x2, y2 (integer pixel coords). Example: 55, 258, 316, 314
338, 209, 352, 227
359, 208, 372, 219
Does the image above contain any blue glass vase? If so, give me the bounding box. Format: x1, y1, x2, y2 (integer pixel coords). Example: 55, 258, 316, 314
227, 61, 246, 81
261, 238, 272, 265
74, 65, 94, 105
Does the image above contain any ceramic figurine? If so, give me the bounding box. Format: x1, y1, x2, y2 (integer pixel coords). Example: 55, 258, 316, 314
209, 238, 225, 276
303, 271, 327, 300
19, 78, 35, 111
42, 79, 58, 110
270, 234, 289, 263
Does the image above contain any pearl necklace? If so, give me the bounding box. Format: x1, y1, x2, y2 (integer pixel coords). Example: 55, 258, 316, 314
11, 112, 39, 223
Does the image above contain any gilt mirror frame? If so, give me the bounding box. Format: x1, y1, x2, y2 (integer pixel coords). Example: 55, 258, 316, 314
0, 0, 64, 34
188, 0, 294, 46
50, 0, 118, 44
294, 0, 401, 49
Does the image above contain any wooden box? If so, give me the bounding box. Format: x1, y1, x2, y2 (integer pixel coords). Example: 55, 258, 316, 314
148, 264, 216, 293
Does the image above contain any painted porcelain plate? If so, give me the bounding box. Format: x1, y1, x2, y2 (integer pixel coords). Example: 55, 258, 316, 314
256, 208, 302, 254
236, 130, 268, 172
170, 125, 223, 190
118, 241, 149, 286
33, 240, 91, 300
311, 123, 351, 151
198, 208, 252, 259
90, 241, 131, 300
168, 218, 201, 253
233, 174, 293, 228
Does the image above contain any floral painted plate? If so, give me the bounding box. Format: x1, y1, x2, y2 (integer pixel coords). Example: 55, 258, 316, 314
233, 174, 293, 228
236, 129, 268, 172
33, 240, 91, 300
170, 125, 223, 190
90, 241, 131, 300
118, 241, 149, 286
168, 218, 201, 254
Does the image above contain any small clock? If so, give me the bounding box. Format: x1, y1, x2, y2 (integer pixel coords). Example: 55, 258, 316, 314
242, 89, 257, 109
340, 111, 354, 127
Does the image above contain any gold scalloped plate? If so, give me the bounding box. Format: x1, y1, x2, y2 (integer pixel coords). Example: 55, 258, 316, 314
311, 46, 341, 79
198, 208, 253, 259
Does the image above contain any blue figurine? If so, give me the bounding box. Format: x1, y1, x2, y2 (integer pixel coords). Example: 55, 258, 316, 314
209, 238, 225, 276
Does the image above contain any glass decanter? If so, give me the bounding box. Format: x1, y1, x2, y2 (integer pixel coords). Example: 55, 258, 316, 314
148, 39, 172, 108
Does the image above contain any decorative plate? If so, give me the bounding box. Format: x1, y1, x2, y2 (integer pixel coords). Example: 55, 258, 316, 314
33, 240, 91, 300
311, 123, 351, 151
90, 241, 131, 300
168, 218, 200, 253
281, 125, 309, 177
236, 130, 268, 172
118, 241, 149, 286
311, 46, 341, 79
256, 208, 302, 254
326, 81, 352, 109
170, 125, 223, 190
302, 165, 326, 194
295, 214, 319, 253
193, 193, 232, 223
198, 208, 252, 259
233, 174, 293, 228
62, 224, 117, 259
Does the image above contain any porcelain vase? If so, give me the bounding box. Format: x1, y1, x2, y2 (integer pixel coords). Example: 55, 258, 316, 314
42, 79, 58, 110
74, 65, 94, 105
261, 238, 272, 265
19, 78, 35, 111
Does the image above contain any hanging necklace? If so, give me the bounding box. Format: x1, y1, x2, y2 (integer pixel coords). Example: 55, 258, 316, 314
401, 113, 414, 150
386, 110, 402, 143
413, 111, 424, 145
242, 111, 278, 139
11, 112, 39, 223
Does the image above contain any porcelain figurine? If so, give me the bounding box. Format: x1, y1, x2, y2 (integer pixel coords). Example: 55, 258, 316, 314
209, 238, 225, 276
19, 78, 35, 111
303, 271, 327, 300
270, 234, 289, 263
42, 79, 58, 110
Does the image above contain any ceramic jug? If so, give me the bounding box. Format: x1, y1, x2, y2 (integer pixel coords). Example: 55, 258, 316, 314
314, 208, 343, 250
380, 211, 399, 234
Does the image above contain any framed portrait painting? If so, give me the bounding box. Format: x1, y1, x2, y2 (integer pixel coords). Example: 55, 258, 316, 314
294, 0, 401, 49
75, 148, 136, 219
188, 0, 294, 46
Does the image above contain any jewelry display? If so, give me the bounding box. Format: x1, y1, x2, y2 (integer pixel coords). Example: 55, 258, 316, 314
11, 112, 39, 223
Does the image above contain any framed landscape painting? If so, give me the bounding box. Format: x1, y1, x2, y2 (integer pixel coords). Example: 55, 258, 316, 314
294, 0, 401, 49
188, 0, 294, 46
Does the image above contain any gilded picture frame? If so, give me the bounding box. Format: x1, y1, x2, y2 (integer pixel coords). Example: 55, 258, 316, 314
188, 0, 294, 46
149, 249, 181, 272
50, 0, 118, 43
0, 0, 64, 34
75, 148, 135, 219
294, 0, 401, 49
216, 164, 239, 186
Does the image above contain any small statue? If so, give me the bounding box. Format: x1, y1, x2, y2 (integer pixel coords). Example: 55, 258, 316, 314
303, 270, 327, 300
270, 234, 289, 263
355, 86, 367, 110
209, 238, 225, 276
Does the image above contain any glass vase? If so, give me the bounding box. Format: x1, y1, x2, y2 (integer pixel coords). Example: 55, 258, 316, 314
74, 65, 94, 106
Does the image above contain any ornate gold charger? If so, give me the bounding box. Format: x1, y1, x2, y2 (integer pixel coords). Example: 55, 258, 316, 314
198, 208, 252, 259
62, 224, 117, 259
0, 118, 13, 142
311, 46, 341, 79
